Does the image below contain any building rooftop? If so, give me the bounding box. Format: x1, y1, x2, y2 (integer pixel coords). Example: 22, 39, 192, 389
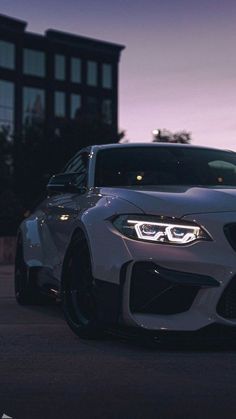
46, 30, 125, 53
0, 13, 27, 32
0, 13, 125, 54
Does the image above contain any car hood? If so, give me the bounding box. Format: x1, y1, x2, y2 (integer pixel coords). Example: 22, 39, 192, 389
100, 186, 236, 217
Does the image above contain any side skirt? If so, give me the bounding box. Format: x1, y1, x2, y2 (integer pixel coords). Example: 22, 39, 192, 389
29, 266, 60, 300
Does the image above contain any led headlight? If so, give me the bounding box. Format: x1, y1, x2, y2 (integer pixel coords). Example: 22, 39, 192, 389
113, 215, 211, 245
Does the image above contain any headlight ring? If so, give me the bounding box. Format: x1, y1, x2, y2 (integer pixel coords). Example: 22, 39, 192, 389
112, 215, 211, 245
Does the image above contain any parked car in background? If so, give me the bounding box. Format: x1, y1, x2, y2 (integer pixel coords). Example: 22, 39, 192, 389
15, 143, 236, 339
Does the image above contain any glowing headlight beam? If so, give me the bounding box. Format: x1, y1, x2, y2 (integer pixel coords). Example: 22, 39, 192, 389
112, 215, 211, 245
127, 219, 201, 243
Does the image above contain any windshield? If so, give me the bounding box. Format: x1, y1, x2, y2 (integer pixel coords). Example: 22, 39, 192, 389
94, 146, 236, 187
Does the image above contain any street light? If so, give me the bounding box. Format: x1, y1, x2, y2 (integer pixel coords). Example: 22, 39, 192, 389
152, 129, 159, 136
152, 129, 160, 142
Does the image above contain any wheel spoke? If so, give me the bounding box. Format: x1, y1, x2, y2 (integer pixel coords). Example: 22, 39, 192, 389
66, 253, 97, 324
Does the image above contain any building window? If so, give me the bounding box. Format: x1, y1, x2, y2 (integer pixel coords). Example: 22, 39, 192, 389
87, 61, 97, 86
70, 94, 81, 119
55, 91, 66, 118
87, 96, 98, 117
0, 41, 15, 70
71, 58, 81, 83
102, 99, 112, 125
55, 54, 65, 80
23, 87, 45, 125
0, 80, 14, 137
102, 64, 112, 89
23, 49, 45, 77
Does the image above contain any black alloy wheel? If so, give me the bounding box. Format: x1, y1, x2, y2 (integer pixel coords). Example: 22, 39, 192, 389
62, 232, 104, 339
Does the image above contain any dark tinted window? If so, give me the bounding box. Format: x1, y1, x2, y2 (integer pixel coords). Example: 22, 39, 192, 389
0, 41, 15, 69
71, 57, 81, 83
102, 64, 112, 89
0, 80, 14, 138
55, 55, 65, 80
87, 61, 97, 86
54, 91, 66, 117
23, 87, 45, 125
23, 49, 45, 77
70, 94, 81, 119
95, 147, 236, 187
64, 152, 88, 188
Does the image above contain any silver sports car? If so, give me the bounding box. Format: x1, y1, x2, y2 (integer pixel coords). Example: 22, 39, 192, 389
15, 143, 236, 339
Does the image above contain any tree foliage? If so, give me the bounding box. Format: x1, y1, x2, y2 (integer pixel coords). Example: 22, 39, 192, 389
0, 127, 13, 191
152, 129, 192, 143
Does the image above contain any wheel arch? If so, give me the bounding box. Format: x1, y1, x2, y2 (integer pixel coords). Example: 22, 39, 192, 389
61, 225, 122, 325
61, 225, 92, 290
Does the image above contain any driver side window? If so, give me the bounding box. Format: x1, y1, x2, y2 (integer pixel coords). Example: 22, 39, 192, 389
64, 152, 88, 189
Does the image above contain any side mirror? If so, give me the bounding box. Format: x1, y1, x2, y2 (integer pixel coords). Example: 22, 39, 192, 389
46, 173, 86, 195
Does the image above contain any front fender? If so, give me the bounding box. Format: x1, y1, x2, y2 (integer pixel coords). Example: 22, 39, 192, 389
79, 196, 143, 285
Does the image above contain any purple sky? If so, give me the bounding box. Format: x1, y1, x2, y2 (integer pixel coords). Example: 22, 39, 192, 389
1, 0, 236, 148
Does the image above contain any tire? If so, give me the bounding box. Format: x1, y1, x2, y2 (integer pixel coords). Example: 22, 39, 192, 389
14, 235, 39, 305
62, 232, 104, 339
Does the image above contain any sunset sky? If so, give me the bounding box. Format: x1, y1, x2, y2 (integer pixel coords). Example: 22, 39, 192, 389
1, 0, 236, 148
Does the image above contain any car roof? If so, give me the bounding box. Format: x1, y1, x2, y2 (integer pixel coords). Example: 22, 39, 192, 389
90, 142, 233, 153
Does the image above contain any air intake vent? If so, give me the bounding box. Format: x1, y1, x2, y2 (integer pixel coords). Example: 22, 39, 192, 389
224, 223, 236, 251
217, 276, 236, 319
130, 262, 200, 315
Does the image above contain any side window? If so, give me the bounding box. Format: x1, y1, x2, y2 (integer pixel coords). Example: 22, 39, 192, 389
64, 152, 89, 189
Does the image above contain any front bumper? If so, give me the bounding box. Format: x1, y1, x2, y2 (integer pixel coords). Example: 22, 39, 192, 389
90, 211, 236, 332
121, 259, 235, 331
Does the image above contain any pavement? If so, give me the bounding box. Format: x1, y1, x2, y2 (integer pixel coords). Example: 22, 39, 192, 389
1, 265, 236, 419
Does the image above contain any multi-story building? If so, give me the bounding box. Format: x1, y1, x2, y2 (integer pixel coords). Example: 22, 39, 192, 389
0, 13, 124, 143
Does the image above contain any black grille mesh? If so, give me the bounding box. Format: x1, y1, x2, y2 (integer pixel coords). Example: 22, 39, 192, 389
217, 276, 236, 319
224, 223, 236, 251
130, 262, 200, 315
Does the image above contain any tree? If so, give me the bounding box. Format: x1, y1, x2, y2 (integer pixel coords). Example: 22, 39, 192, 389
0, 127, 13, 192
0, 128, 24, 235
152, 129, 192, 143
173, 131, 192, 143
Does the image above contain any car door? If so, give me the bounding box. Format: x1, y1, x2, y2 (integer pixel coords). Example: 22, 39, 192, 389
40, 151, 90, 281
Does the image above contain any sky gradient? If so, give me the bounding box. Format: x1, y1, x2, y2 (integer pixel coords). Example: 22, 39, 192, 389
1, 0, 236, 148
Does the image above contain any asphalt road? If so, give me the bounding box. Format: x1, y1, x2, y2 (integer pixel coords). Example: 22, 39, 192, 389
1, 266, 236, 419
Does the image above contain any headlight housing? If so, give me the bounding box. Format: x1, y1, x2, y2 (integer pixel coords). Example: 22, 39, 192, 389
113, 215, 211, 245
